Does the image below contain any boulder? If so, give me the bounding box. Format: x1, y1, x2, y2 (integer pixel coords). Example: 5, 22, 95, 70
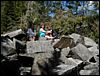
39, 37, 47, 41
1, 41, 16, 56
89, 54, 99, 63
13, 38, 25, 49
1, 29, 25, 38
1, 37, 26, 56
31, 52, 53, 75
69, 33, 85, 45
79, 69, 99, 75
80, 61, 99, 75
84, 63, 99, 70
69, 43, 93, 61
19, 67, 31, 75
94, 55, 99, 64
1, 37, 14, 47
66, 58, 83, 66
88, 46, 99, 56
52, 39, 60, 46
53, 35, 75, 49
31, 63, 41, 75
53, 59, 83, 75
61, 47, 70, 57
26, 40, 54, 53
60, 56, 83, 66
84, 37, 98, 47
13, 38, 26, 53
7, 54, 18, 61
53, 64, 76, 75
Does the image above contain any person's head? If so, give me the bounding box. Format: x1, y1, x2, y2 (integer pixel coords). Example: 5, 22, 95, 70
47, 26, 51, 30
40, 22, 45, 29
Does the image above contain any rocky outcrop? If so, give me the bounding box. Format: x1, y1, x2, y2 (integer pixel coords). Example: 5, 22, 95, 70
1, 31, 99, 75
53, 35, 75, 49
68, 43, 93, 61
1, 29, 25, 38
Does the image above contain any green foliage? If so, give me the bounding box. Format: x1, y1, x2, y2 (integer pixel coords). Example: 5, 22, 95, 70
1, 1, 99, 43
1, 1, 27, 33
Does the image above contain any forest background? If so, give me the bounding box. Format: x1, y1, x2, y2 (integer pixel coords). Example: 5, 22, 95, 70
1, 1, 99, 43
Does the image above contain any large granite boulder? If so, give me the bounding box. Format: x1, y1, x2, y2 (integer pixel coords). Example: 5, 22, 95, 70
80, 60, 99, 75
80, 69, 99, 75
84, 37, 98, 47
88, 46, 99, 56
61, 47, 70, 57
31, 52, 53, 75
84, 63, 99, 70
1, 29, 25, 38
1, 38, 16, 56
26, 40, 54, 53
53, 58, 83, 75
53, 64, 76, 75
53, 35, 75, 49
68, 43, 93, 61
52, 39, 60, 46
19, 67, 31, 75
69, 33, 84, 45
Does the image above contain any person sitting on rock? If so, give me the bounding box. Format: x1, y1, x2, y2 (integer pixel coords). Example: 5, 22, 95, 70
27, 23, 36, 41
39, 22, 46, 37
45, 26, 54, 40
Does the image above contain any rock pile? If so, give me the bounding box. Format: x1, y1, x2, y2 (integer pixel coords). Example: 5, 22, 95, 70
1, 30, 99, 75
52, 33, 99, 75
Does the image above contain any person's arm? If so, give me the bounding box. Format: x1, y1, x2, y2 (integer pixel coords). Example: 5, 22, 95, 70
45, 35, 54, 40
46, 30, 52, 34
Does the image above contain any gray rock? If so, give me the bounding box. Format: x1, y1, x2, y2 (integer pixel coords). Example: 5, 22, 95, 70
94, 55, 99, 64
7, 54, 18, 60
13, 38, 25, 49
53, 35, 75, 49
84, 63, 99, 70
1, 37, 14, 47
53, 64, 75, 75
1, 37, 26, 56
39, 37, 47, 41
53, 58, 83, 75
1, 29, 24, 38
66, 58, 83, 66
69, 33, 81, 44
61, 47, 70, 57
19, 53, 35, 58
19, 67, 31, 75
13, 38, 26, 53
1, 41, 16, 56
84, 37, 98, 47
88, 46, 99, 56
52, 39, 60, 46
55, 48, 60, 52
31, 63, 41, 75
60, 47, 72, 64
26, 40, 54, 53
80, 69, 99, 75
6, 38, 14, 47
31, 52, 52, 75
1, 37, 15, 57
70, 43, 93, 61
60, 56, 83, 66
